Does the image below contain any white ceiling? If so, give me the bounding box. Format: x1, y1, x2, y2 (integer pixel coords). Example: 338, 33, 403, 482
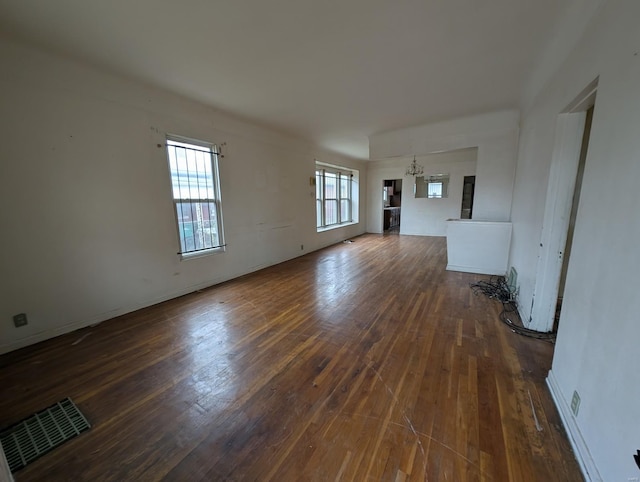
0, 0, 570, 159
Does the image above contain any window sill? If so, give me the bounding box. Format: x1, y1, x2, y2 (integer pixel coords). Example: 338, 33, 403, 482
316, 221, 357, 233
179, 246, 226, 261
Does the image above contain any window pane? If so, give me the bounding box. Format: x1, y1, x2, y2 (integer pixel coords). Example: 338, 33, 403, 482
168, 146, 187, 199
316, 171, 322, 199
175, 202, 194, 253
167, 142, 215, 200
175, 202, 219, 252
316, 200, 322, 227
428, 182, 443, 198
340, 175, 350, 198
324, 172, 337, 199
340, 200, 350, 222
324, 200, 338, 225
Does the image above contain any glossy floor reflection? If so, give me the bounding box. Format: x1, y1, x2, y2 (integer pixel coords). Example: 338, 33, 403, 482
0, 235, 582, 481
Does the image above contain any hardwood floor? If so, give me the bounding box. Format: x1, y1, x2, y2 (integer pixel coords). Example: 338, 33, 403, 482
0, 234, 582, 481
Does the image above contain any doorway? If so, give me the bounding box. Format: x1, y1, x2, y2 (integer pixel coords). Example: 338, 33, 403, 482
554, 106, 593, 330
383, 179, 402, 233
461, 176, 475, 219
528, 78, 597, 332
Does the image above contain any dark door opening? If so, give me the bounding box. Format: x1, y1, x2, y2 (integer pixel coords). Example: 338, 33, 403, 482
383, 179, 402, 233
461, 176, 475, 219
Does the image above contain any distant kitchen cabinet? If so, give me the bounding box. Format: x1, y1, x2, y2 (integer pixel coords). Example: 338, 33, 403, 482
384, 207, 401, 230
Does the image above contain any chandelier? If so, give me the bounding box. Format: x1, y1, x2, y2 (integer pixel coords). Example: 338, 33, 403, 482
405, 156, 424, 177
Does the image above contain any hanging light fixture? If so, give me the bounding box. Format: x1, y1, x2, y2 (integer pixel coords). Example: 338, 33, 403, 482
405, 156, 424, 177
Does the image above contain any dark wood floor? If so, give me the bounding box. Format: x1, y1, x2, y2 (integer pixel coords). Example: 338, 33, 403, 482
0, 234, 582, 481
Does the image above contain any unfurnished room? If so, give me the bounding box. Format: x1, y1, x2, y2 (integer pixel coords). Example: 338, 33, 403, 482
0, 1, 639, 481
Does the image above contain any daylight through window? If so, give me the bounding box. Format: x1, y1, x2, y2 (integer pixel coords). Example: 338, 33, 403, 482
428, 182, 443, 198
316, 163, 355, 229
166, 137, 224, 256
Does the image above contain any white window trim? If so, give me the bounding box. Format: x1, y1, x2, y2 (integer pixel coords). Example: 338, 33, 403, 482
315, 161, 356, 231
165, 134, 226, 260
317, 221, 358, 233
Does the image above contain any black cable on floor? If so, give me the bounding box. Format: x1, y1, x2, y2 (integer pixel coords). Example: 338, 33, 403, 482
470, 276, 556, 342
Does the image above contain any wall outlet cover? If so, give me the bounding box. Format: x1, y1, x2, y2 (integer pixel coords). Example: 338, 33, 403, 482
13, 313, 28, 327
570, 390, 580, 416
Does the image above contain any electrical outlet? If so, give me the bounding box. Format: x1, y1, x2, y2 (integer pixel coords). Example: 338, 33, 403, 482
301, 244, 304, 250
13, 313, 28, 327
571, 390, 580, 416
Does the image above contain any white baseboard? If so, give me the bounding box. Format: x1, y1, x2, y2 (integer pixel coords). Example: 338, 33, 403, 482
0, 441, 13, 482
445, 264, 505, 275
0, 277, 224, 355
0, 238, 352, 355
546, 370, 602, 481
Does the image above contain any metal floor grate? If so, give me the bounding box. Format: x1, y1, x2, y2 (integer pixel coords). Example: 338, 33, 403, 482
0, 398, 91, 473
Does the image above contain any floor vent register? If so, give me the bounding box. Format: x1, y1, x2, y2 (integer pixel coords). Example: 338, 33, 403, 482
0, 397, 91, 473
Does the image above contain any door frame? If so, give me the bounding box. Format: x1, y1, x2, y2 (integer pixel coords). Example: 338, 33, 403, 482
528, 78, 597, 332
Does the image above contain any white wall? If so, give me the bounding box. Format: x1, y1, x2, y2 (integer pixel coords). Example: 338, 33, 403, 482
509, 0, 640, 479
0, 39, 366, 354
368, 110, 519, 231
367, 149, 477, 236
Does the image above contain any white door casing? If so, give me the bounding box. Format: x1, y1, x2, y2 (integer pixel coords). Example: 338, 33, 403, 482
528, 79, 597, 332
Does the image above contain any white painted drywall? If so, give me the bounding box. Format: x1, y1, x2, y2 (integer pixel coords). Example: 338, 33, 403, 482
508, 0, 640, 479
0, 39, 366, 354
446, 220, 512, 275
367, 149, 477, 236
521, 0, 606, 113
368, 110, 519, 229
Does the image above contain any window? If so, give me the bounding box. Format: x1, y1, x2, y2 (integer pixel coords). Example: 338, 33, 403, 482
428, 182, 443, 198
316, 162, 356, 229
414, 174, 449, 198
165, 136, 225, 257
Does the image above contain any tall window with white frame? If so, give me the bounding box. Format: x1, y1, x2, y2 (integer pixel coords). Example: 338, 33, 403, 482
165, 136, 225, 256
316, 162, 354, 230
